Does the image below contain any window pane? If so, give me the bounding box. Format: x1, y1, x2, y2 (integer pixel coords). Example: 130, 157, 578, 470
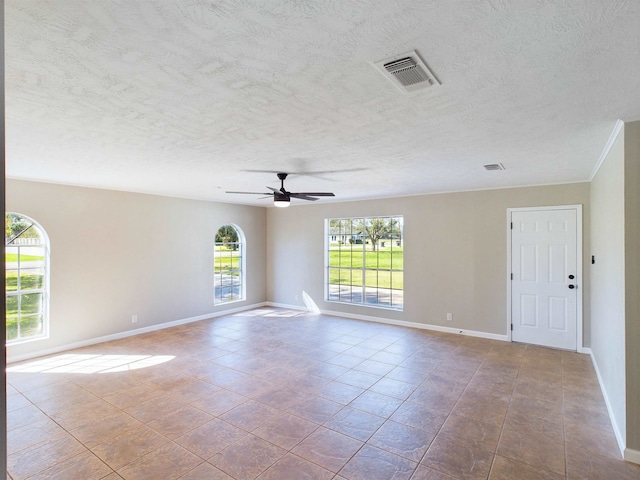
6, 316, 19, 342
364, 286, 379, 305
21, 315, 44, 338
6, 270, 18, 292
391, 251, 404, 271
328, 247, 340, 267
21, 246, 45, 266
391, 271, 404, 291
21, 293, 43, 315
366, 250, 380, 269
347, 249, 360, 268
365, 269, 378, 288
220, 286, 232, 301
339, 283, 353, 302
380, 251, 392, 270
328, 267, 340, 286
6, 295, 19, 316
340, 248, 353, 267
377, 288, 392, 307
19, 269, 45, 291
391, 293, 403, 309
328, 283, 340, 302
337, 269, 351, 284
351, 269, 363, 288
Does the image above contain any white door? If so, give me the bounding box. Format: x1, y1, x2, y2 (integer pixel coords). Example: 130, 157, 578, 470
510, 208, 580, 350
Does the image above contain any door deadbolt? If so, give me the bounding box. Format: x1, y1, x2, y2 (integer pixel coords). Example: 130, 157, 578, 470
568, 274, 575, 279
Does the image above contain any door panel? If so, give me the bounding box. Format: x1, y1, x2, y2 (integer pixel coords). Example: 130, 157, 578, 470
520, 295, 538, 327
511, 209, 578, 350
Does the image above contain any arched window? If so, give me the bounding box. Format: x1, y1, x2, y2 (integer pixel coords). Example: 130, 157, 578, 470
5, 213, 50, 344
214, 224, 245, 304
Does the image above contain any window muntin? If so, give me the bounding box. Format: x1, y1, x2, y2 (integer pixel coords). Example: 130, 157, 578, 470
214, 225, 245, 304
6, 213, 49, 344
327, 216, 403, 310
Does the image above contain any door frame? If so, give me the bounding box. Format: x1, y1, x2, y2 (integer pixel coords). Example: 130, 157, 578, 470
506, 205, 584, 352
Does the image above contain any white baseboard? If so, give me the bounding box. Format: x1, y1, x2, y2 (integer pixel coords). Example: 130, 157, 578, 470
587, 349, 627, 458
624, 448, 640, 465
326, 310, 509, 341
265, 302, 509, 342
7, 302, 268, 364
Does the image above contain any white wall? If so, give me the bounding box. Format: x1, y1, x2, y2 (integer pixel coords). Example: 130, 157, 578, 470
6, 180, 267, 360
590, 126, 627, 445
267, 183, 590, 338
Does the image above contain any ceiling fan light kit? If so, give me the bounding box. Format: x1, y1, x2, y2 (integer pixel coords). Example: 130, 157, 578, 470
273, 195, 290, 208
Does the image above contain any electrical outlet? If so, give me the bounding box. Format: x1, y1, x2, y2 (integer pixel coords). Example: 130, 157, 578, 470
446, 313, 453, 321
132, 314, 138, 324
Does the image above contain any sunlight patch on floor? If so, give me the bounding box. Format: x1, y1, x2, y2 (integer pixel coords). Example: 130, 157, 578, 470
7, 353, 175, 374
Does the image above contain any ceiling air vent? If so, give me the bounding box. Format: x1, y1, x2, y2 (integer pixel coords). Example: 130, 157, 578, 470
484, 163, 505, 171
374, 50, 440, 93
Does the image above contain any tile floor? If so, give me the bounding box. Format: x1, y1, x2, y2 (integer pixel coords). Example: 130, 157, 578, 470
6, 308, 640, 479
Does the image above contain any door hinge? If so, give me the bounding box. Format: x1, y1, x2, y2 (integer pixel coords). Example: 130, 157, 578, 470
510, 222, 513, 229
510, 324, 513, 331
510, 273, 513, 280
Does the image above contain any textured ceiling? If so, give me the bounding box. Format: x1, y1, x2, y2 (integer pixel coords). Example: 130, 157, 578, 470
6, 0, 640, 206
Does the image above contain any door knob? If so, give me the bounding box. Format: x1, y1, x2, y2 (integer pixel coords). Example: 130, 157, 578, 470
568, 284, 575, 289
568, 274, 575, 279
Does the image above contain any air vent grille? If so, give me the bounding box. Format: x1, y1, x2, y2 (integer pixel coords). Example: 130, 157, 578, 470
383, 57, 429, 87
484, 163, 505, 171
374, 50, 440, 93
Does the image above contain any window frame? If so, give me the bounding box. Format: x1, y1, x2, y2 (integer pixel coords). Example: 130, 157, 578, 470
213, 224, 246, 305
325, 215, 404, 311
5, 213, 50, 345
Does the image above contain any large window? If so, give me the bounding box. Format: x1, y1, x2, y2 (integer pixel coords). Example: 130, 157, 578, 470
214, 224, 245, 304
6, 213, 49, 344
327, 216, 403, 310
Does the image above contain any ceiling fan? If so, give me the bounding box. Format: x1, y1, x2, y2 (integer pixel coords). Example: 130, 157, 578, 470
226, 173, 335, 208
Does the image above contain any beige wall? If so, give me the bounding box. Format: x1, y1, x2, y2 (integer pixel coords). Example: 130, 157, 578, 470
590, 127, 627, 444
624, 121, 640, 452
6, 180, 268, 360
267, 183, 590, 338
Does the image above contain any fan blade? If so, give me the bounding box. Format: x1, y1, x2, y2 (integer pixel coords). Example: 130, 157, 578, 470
226, 191, 274, 195
266, 186, 279, 193
291, 192, 335, 197
289, 194, 318, 201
